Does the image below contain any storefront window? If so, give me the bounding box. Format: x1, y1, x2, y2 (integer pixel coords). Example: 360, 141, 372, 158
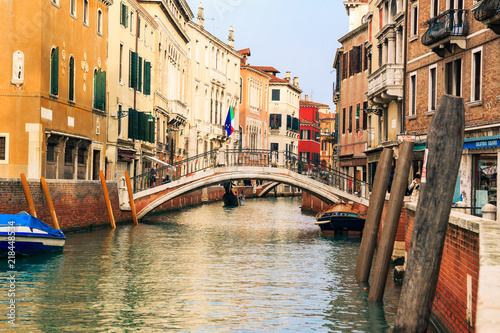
473, 154, 497, 216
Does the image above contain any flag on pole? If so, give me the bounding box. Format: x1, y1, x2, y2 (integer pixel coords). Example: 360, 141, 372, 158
224, 105, 234, 137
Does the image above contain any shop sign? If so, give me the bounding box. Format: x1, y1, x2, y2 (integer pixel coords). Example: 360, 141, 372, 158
397, 135, 416, 142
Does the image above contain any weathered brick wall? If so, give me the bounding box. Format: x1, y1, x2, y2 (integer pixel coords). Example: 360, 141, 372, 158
0, 178, 133, 232
0, 179, 240, 233
405, 205, 479, 333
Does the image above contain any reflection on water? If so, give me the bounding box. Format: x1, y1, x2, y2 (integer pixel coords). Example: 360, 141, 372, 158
0, 197, 402, 332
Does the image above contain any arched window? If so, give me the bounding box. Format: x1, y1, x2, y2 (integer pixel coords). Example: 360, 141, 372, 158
83, 0, 89, 25
50, 47, 59, 95
390, 0, 398, 18
69, 56, 75, 101
97, 9, 103, 34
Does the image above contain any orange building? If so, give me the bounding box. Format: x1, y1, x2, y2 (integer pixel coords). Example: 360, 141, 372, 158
238, 49, 271, 149
0, 0, 112, 180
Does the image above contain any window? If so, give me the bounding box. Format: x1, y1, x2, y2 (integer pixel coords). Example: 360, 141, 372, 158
47, 143, 56, 162
349, 46, 362, 76
431, 0, 439, 18
144, 24, 148, 46
301, 130, 311, 140
120, 3, 128, 27
50, 47, 59, 96
143, 60, 151, 95
83, 0, 89, 25
356, 103, 360, 131
270, 114, 282, 129
321, 140, 327, 151
411, 4, 418, 36
93, 69, 106, 110
409, 72, 417, 116
138, 17, 142, 39
429, 65, 437, 111
342, 108, 346, 134
0, 135, 8, 163
349, 106, 353, 133
129, 51, 138, 88
97, 9, 103, 34
445, 59, 462, 97
363, 101, 368, 130
471, 48, 482, 102
271, 143, 279, 152
300, 152, 310, 163
119, 44, 123, 83
138, 56, 143, 92
69, 56, 75, 102
272, 89, 280, 101
65, 144, 73, 163
130, 11, 134, 34
70, 0, 76, 17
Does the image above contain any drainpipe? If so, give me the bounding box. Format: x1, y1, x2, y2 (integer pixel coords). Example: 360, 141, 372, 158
402, 0, 409, 134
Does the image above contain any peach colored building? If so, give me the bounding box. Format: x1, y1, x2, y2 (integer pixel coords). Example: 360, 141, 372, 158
0, 0, 112, 180
238, 49, 271, 150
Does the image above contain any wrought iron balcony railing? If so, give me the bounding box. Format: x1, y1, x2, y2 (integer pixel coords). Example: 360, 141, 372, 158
474, 0, 500, 21
421, 9, 469, 46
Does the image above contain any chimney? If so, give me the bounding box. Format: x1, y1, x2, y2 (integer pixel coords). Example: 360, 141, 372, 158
285, 71, 291, 82
305, 95, 309, 101
197, 1, 204, 28
228, 25, 234, 48
293, 77, 299, 87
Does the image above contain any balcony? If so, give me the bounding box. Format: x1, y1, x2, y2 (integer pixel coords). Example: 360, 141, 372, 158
422, 9, 469, 56
167, 100, 188, 127
474, 0, 500, 34
367, 64, 404, 104
211, 69, 227, 87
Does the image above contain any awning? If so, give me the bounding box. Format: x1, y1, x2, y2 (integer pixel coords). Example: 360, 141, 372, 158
414, 143, 426, 151
463, 135, 500, 150
143, 155, 170, 167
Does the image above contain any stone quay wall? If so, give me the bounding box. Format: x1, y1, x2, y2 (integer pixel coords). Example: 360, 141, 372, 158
0, 178, 230, 232
302, 194, 499, 332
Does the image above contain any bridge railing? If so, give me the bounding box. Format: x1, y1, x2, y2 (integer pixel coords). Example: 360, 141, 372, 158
131, 149, 371, 199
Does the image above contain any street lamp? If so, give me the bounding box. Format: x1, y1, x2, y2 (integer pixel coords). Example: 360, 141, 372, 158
118, 108, 154, 122
357, 104, 383, 116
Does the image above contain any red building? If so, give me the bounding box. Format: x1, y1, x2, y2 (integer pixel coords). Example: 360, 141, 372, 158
299, 97, 329, 166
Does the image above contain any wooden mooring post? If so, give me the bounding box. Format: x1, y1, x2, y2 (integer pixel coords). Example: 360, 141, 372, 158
20, 173, 37, 218
394, 95, 464, 332
99, 170, 116, 229
125, 171, 138, 225
355, 148, 394, 282
41, 177, 60, 230
368, 141, 414, 302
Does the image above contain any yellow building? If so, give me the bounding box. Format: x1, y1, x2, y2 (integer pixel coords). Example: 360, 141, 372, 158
106, 0, 158, 181
0, 0, 112, 180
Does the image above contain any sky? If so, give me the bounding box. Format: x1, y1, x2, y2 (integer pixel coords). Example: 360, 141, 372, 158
184, 0, 349, 110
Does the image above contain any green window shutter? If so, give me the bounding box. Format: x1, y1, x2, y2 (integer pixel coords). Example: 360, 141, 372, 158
100, 70, 106, 110
128, 108, 139, 139
121, 3, 128, 28
144, 113, 150, 142
51, 47, 59, 95
138, 56, 143, 92
93, 70, 100, 109
137, 111, 145, 141
144, 61, 151, 95
130, 51, 138, 88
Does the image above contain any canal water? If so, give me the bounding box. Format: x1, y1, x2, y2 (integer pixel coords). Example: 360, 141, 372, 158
2, 197, 406, 332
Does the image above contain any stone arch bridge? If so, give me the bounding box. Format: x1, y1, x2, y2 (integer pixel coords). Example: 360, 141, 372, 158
131, 150, 370, 219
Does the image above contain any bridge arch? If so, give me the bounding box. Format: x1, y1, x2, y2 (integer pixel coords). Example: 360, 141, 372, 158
134, 166, 369, 219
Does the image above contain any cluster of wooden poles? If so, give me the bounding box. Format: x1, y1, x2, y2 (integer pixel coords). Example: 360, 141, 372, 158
19, 171, 139, 231
354, 95, 464, 332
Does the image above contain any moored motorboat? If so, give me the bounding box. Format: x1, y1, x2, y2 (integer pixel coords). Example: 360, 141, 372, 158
0, 212, 66, 256
315, 202, 366, 235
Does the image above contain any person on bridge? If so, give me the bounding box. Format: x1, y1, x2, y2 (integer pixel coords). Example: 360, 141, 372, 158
407, 173, 421, 202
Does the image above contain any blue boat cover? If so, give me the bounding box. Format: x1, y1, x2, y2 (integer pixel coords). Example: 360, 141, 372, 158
0, 213, 65, 239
